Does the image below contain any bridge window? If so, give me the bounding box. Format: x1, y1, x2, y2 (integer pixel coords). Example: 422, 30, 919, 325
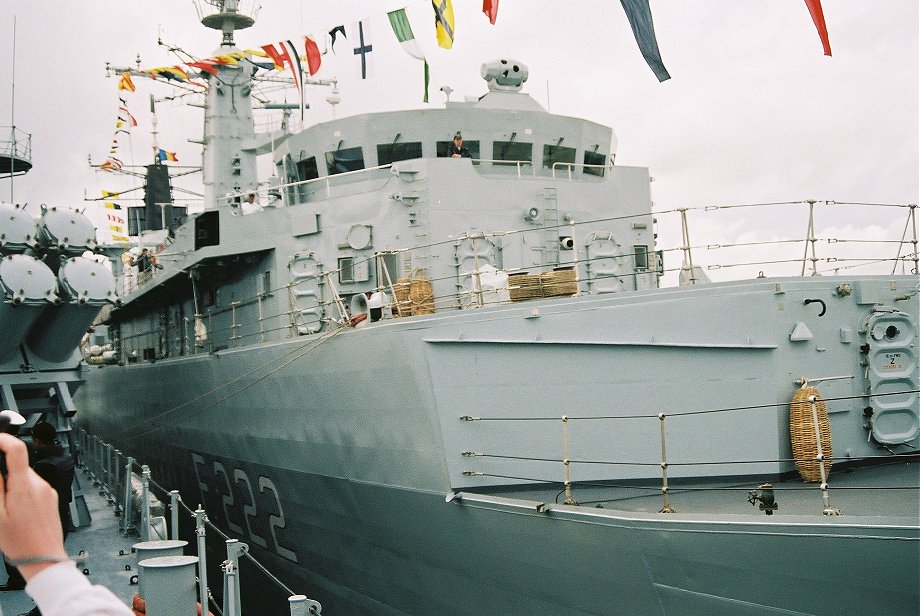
437, 140, 480, 161
325, 147, 365, 175
377, 142, 423, 165
493, 141, 532, 164
295, 157, 319, 202
296, 157, 319, 181
583, 150, 607, 177
543, 144, 576, 170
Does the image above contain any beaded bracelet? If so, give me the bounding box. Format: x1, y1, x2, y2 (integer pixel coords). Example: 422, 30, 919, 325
7, 556, 70, 567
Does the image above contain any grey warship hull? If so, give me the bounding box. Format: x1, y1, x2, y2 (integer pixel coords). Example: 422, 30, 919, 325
77, 276, 920, 615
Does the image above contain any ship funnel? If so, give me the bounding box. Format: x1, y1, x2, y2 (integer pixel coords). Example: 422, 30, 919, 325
35, 206, 98, 255
0, 202, 39, 254
0, 254, 58, 362
26, 256, 118, 364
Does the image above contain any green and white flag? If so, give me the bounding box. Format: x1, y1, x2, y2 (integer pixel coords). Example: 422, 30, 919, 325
388, 8, 425, 61
388, 8, 429, 102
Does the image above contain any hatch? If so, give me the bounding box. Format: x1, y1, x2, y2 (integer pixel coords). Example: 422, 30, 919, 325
862, 309, 919, 445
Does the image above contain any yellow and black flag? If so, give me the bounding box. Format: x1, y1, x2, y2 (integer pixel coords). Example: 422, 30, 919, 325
431, 0, 455, 49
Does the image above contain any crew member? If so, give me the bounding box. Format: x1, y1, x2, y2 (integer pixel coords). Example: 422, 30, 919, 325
448, 132, 471, 158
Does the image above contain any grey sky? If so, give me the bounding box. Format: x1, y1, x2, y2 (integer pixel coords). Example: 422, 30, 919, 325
1, 1, 917, 279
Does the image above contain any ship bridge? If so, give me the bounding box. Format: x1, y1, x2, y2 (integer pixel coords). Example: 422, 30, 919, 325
274, 59, 617, 209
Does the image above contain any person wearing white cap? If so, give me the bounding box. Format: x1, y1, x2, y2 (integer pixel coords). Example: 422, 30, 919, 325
0, 410, 25, 434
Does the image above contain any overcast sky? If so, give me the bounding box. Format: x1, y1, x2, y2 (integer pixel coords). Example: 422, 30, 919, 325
1, 1, 917, 280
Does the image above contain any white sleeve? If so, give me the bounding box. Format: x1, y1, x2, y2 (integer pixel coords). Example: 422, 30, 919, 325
25, 561, 133, 616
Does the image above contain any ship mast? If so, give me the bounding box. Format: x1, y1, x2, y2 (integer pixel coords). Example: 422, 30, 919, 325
198, 0, 257, 210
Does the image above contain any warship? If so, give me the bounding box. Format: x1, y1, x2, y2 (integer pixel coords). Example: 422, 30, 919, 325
7, 1, 914, 614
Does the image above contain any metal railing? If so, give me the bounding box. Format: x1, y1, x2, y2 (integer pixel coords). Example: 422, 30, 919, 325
102, 199, 918, 365
76, 429, 322, 616
0, 126, 32, 166
458, 388, 920, 516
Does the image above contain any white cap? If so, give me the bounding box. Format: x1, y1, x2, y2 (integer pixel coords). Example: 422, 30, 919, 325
0, 409, 26, 426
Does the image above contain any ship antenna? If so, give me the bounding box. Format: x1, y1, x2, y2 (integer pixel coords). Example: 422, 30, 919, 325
8, 16, 17, 201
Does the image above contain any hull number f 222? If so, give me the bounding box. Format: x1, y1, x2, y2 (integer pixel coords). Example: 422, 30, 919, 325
191, 453, 298, 563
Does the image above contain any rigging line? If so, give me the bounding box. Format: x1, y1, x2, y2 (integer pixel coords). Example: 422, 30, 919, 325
654, 201, 913, 215
119, 326, 344, 439
817, 255, 916, 274
473, 473, 920, 494
124, 326, 345, 441
830, 201, 914, 208
468, 388, 920, 422
652, 200, 807, 215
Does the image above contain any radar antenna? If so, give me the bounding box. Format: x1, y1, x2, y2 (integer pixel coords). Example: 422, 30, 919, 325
194, 0, 256, 46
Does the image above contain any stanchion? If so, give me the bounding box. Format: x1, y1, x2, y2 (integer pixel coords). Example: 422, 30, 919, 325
194, 508, 209, 616
141, 465, 152, 541
658, 413, 675, 514
122, 456, 136, 534
170, 490, 180, 540
222, 539, 248, 616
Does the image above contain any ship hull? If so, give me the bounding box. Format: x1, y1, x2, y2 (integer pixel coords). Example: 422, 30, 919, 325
76, 278, 920, 615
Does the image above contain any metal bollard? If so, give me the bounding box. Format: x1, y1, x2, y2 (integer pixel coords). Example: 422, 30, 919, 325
133, 539, 188, 570
194, 508, 209, 616
137, 555, 199, 616
222, 539, 248, 616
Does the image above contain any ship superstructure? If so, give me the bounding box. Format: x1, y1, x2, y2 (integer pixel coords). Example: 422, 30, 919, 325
73, 2, 919, 615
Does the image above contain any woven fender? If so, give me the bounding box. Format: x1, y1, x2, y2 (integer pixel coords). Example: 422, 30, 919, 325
789, 386, 833, 482
393, 277, 412, 316
409, 277, 436, 315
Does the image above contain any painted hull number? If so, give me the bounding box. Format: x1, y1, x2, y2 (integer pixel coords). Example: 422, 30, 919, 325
191, 453, 298, 563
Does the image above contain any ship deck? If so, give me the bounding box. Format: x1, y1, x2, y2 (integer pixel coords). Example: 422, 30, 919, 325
478, 457, 920, 520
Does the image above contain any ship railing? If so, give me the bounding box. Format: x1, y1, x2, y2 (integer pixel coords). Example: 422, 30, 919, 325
0, 125, 32, 171
457, 387, 920, 516
108, 201, 918, 361
112, 241, 917, 362
550, 161, 610, 180
272, 163, 395, 205
473, 158, 535, 178
75, 428, 322, 616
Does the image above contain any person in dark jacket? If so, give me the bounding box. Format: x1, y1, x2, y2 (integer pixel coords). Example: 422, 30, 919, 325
448, 131, 471, 158
30, 422, 75, 541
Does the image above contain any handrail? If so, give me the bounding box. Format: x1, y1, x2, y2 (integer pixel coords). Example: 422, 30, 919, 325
104, 199, 918, 366
0, 126, 32, 161
458, 387, 920, 513
550, 161, 609, 180
473, 158, 534, 178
